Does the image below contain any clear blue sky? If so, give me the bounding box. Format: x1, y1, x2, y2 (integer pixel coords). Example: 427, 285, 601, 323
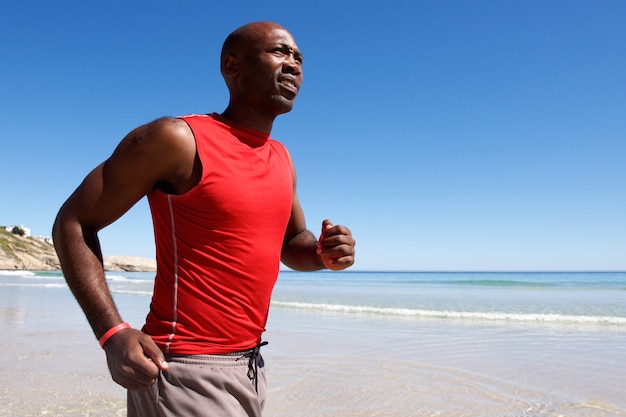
1, 1, 624, 271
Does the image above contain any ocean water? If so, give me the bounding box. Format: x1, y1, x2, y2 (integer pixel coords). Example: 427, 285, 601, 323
1, 270, 625, 416
5, 269, 624, 324
272, 271, 626, 327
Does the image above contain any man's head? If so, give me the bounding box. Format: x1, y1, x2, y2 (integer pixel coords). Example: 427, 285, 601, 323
220, 22, 303, 118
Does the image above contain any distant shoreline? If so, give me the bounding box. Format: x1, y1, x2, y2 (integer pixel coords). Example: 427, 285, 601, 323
102, 255, 156, 272
0, 255, 156, 273
0, 229, 156, 272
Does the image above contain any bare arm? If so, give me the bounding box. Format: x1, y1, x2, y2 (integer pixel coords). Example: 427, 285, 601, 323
52, 117, 197, 389
280, 152, 355, 271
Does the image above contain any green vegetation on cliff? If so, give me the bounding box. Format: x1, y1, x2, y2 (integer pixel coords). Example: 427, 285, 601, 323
0, 227, 156, 272
0, 228, 59, 270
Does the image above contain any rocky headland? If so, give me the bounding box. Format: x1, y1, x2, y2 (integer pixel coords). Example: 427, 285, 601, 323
0, 228, 156, 272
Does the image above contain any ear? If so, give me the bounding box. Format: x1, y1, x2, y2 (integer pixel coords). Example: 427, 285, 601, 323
223, 54, 238, 77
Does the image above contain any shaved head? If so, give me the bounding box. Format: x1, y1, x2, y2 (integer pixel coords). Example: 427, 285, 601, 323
220, 21, 287, 75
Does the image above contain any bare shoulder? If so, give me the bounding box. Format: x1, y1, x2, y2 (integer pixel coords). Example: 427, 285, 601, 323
114, 118, 196, 174
145, 117, 192, 139
108, 117, 198, 194
118, 117, 194, 153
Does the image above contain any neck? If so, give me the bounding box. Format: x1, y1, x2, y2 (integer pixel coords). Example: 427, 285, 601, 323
221, 104, 276, 134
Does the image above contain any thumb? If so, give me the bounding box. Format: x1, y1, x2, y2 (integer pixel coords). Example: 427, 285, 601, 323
141, 338, 169, 371
321, 219, 334, 235
317, 220, 335, 255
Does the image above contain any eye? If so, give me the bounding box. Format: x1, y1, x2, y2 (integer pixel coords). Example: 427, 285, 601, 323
271, 47, 286, 56
268, 45, 303, 64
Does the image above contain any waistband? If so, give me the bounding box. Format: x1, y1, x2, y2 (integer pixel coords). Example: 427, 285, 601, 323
165, 341, 268, 393
164, 341, 268, 367
166, 350, 256, 367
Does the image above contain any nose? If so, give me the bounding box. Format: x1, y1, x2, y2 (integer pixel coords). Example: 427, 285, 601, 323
283, 53, 302, 75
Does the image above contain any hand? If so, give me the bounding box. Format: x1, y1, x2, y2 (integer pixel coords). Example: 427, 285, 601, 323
103, 327, 169, 391
316, 219, 356, 270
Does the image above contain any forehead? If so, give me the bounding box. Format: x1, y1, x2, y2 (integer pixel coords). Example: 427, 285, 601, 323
253, 26, 300, 51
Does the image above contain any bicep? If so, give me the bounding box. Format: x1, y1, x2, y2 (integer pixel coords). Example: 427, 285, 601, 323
281, 155, 316, 251
60, 160, 152, 232
60, 118, 194, 231
282, 190, 306, 240
282, 148, 307, 243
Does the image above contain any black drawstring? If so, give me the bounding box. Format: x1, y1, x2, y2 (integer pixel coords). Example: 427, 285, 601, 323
238, 341, 268, 392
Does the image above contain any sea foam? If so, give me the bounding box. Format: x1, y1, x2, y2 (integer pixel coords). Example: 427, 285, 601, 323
270, 300, 626, 327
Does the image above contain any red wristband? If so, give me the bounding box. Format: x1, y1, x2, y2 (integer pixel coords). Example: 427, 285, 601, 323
98, 322, 131, 348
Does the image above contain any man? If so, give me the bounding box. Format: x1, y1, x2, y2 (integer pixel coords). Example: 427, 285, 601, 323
52, 21, 355, 416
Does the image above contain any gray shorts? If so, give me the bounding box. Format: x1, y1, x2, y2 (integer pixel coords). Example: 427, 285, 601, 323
127, 350, 266, 417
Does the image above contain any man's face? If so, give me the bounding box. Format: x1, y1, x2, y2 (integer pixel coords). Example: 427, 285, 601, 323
238, 26, 304, 115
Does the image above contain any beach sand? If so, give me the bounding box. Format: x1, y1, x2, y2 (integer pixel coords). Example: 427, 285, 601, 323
2, 281, 625, 416
263, 309, 626, 417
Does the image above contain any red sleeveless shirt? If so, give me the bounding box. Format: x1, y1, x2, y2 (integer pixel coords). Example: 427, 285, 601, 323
144, 113, 293, 354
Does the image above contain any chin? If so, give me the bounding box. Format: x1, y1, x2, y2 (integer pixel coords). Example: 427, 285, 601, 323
270, 97, 296, 115
277, 105, 294, 115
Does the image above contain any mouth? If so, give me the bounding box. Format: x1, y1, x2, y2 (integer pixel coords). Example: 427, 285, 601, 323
278, 77, 300, 98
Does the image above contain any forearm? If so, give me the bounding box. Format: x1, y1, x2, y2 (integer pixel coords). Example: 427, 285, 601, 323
53, 209, 169, 390
281, 229, 325, 272
52, 213, 122, 339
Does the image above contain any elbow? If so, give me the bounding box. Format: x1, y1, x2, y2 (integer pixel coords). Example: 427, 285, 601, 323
51, 204, 74, 258
51, 203, 73, 244
51, 203, 89, 252
51, 207, 64, 246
